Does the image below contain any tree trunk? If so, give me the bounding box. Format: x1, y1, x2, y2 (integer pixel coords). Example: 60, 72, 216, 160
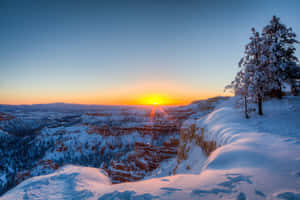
278, 86, 282, 99
257, 96, 263, 115
244, 96, 249, 119
277, 81, 282, 99
291, 84, 298, 96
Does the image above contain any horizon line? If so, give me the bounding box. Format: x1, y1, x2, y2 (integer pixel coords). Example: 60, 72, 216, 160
0, 96, 230, 107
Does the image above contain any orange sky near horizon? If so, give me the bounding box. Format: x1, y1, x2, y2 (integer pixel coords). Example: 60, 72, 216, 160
0, 81, 224, 105
0, 93, 214, 106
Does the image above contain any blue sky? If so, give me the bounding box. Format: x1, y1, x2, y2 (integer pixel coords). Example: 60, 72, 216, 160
0, 0, 299, 105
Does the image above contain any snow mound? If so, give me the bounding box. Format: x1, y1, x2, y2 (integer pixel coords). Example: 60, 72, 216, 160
1, 165, 110, 200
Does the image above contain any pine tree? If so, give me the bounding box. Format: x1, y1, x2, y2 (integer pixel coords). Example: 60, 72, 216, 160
225, 70, 250, 118
227, 16, 299, 117
229, 28, 268, 116
262, 16, 299, 98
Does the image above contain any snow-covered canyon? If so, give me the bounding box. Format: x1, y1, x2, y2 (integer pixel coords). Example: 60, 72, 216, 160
0, 96, 299, 200
0, 98, 225, 196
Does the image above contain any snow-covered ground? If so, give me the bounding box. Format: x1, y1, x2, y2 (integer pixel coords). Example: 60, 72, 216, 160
1, 96, 300, 200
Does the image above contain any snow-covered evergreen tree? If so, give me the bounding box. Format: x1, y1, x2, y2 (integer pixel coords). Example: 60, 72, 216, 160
261, 16, 299, 98
225, 69, 250, 118
227, 28, 268, 116
227, 16, 299, 117
244, 28, 269, 115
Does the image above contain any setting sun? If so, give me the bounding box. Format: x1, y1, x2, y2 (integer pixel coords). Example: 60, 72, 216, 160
139, 94, 170, 105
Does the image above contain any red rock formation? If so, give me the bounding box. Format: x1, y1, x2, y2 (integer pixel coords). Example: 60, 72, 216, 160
0, 112, 15, 121
15, 171, 31, 184
107, 138, 179, 183
39, 159, 60, 171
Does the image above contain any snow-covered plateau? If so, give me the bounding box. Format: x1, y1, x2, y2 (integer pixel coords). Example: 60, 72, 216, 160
1, 96, 300, 200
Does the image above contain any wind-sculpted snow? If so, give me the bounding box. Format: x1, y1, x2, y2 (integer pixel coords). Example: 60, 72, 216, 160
1, 166, 110, 200
1, 96, 300, 199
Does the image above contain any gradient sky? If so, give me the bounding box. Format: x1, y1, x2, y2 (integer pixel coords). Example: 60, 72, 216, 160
0, 0, 299, 105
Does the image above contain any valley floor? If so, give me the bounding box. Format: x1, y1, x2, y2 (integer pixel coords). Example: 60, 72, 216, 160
1, 96, 300, 200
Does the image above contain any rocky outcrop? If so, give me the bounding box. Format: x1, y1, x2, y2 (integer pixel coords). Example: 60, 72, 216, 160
85, 123, 180, 137
177, 124, 217, 164
106, 138, 179, 183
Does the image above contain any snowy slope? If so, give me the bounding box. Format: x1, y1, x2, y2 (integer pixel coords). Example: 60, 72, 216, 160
1, 166, 111, 200
1, 96, 300, 200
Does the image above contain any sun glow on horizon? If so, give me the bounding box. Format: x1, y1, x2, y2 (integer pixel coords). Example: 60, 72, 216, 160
0, 93, 213, 106
138, 94, 175, 106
